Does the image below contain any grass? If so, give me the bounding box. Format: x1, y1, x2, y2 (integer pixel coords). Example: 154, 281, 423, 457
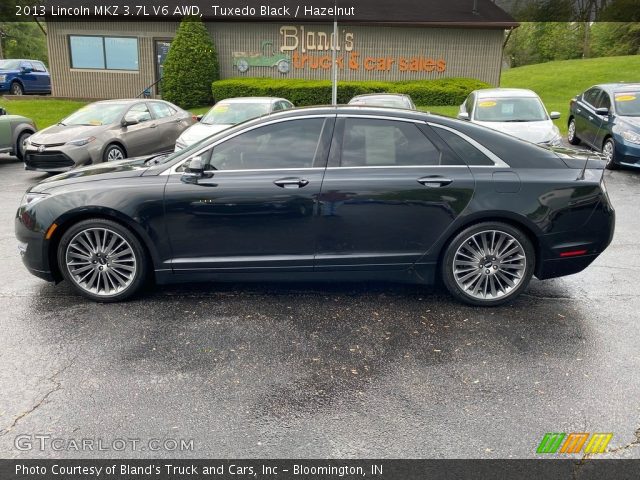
2, 55, 639, 133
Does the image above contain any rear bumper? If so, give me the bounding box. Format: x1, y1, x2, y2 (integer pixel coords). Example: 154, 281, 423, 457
536, 199, 615, 280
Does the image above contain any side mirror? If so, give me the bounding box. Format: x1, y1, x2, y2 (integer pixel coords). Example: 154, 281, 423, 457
21, 66, 33, 74
121, 115, 139, 127
595, 107, 609, 116
549, 111, 561, 120
0, 108, 6, 116
196, 114, 204, 122
181, 156, 207, 183
457, 112, 470, 121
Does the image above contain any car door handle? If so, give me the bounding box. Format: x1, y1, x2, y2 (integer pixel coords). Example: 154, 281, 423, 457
149, 123, 158, 128
274, 177, 309, 188
417, 176, 453, 187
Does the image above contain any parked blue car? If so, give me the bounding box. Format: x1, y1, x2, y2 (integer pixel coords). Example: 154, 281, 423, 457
0, 59, 51, 96
568, 83, 640, 169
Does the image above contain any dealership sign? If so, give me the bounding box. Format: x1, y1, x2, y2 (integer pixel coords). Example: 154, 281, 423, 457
232, 25, 447, 75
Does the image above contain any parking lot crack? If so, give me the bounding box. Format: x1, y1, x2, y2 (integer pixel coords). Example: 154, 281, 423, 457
0, 359, 75, 437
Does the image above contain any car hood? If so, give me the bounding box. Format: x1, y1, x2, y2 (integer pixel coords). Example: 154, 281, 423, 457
474, 120, 557, 144
32, 156, 152, 192
617, 116, 640, 130
30, 124, 110, 145
178, 123, 232, 146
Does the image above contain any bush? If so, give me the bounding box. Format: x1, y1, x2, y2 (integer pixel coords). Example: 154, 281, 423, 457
211, 77, 490, 106
162, 17, 219, 108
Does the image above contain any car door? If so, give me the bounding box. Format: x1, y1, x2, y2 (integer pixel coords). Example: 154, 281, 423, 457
575, 88, 601, 148
119, 102, 157, 156
32, 62, 50, 93
19, 62, 37, 93
149, 102, 182, 151
315, 115, 475, 272
592, 90, 612, 150
162, 115, 335, 273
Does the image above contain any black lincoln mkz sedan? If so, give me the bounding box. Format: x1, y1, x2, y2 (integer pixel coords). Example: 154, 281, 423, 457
16, 106, 615, 306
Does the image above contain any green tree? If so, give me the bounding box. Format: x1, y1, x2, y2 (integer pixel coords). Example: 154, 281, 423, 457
591, 22, 640, 57
0, 22, 48, 64
161, 17, 219, 108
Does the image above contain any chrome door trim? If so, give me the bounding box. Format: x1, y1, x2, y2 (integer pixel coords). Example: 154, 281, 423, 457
428, 123, 510, 168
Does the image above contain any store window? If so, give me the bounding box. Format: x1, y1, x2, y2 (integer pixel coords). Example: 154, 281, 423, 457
69, 35, 139, 71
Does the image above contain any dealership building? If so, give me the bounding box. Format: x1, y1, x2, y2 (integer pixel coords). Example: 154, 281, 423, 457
44, 1, 517, 99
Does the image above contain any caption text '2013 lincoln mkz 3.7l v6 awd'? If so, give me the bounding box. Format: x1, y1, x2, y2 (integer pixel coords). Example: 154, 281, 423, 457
15, 107, 615, 306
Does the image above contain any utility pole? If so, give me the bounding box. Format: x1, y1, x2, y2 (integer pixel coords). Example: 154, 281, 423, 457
331, 9, 338, 105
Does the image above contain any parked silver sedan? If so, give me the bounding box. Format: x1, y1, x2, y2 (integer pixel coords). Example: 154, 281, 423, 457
348, 93, 416, 109
174, 97, 294, 150
458, 88, 562, 146
24, 99, 194, 173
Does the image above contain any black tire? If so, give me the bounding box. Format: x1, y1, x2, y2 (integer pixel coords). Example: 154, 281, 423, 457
10, 82, 24, 96
102, 144, 126, 162
603, 137, 618, 170
567, 118, 580, 145
15, 131, 32, 161
441, 222, 535, 307
57, 218, 149, 302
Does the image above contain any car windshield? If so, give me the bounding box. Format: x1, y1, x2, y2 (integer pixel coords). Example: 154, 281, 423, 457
350, 96, 411, 108
0, 60, 21, 70
614, 91, 640, 117
61, 103, 128, 126
200, 102, 271, 125
474, 97, 548, 122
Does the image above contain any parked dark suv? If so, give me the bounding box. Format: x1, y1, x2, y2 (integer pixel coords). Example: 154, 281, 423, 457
568, 83, 640, 169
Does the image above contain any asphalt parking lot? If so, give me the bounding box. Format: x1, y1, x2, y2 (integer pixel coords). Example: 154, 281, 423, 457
0, 154, 638, 459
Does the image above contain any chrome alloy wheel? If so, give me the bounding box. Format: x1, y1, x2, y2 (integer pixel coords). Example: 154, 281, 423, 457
603, 140, 615, 166
65, 227, 137, 297
452, 230, 526, 300
568, 120, 576, 142
107, 148, 125, 161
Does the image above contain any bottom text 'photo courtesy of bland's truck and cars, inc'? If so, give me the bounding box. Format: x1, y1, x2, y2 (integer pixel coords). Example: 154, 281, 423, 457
1, 0, 640, 478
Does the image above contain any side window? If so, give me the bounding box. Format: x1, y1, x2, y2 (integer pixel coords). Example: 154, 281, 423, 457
597, 92, 611, 110
341, 118, 440, 167
21, 61, 34, 71
433, 127, 494, 166
33, 62, 47, 72
150, 102, 174, 118
272, 102, 283, 111
208, 118, 325, 171
127, 103, 152, 123
583, 88, 601, 107
281, 101, 293, 110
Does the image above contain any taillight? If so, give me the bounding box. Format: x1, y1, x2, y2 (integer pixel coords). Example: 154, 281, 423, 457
560, 249, 588, 258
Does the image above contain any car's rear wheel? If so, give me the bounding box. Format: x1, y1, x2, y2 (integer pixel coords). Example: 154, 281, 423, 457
10, 82, 24, 95
603, 138, 618, 170
15, 131, 32, 161
57, 219, 148, 302
442, 222, 535, 306
103, 144, 126, 162
567, 118, 580, 145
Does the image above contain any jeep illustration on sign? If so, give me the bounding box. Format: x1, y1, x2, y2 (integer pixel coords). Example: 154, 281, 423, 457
232, 41, 291, 74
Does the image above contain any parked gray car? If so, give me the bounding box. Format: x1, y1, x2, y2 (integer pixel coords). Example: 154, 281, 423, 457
348, 93, 416, 109
24, 99, 194, 173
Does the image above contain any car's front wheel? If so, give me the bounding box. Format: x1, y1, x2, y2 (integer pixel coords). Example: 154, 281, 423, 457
57, 219, 149, 302
603, 137, 618, 170
567, 118, 580, 145
10, 82, 24, 96
103, 144, 126, 162
442, 222, 535, 306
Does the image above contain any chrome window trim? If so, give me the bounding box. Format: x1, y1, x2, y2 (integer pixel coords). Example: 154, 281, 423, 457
337, 113, 425, 124
427, 123, 510, 168
161, 114, 335, 175
325, 165, 469, 170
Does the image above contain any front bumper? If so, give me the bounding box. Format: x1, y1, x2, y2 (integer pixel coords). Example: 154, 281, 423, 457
15, 212, 55, 282
614, 138, 640, 167
23, 143, 101, 172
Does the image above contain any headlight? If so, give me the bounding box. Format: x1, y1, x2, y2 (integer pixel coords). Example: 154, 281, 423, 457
20, 192, 49, 208
549, 127, 562, 146
621, 130, 640, 145
67, 136, 96, 147
0, 74, 6, 82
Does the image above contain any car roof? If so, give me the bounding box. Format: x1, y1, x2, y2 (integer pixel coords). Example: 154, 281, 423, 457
90, 99, 164, 105
474, 88, 540, 99
256, 105, 432, 123
596, 83, 640, 92
351, 93, 410, 99
216, 97, 288, 104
